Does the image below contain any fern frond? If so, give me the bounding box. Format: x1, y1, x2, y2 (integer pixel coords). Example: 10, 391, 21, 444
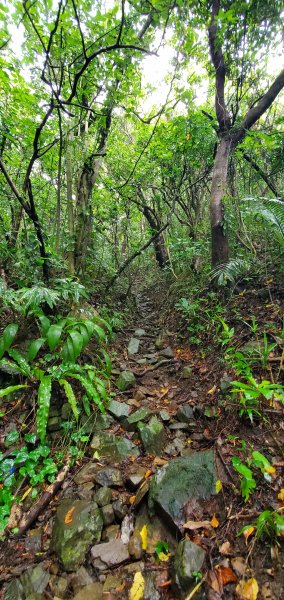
210, 258, 251, 286
243, 197, 284, 247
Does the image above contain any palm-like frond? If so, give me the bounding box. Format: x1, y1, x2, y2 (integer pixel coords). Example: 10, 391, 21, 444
210, 258, 251, 286
243, 197, 284, 247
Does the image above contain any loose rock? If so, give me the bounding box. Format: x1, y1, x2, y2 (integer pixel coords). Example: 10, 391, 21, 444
128, 337, 140, 355
107, 399, 130, 420
138, 416, 167, 455
172, 540, 205, 594
116, 370, 136, 391
90, 432, 139, 460
94, 467, 123, 488
91, 539, 130, 569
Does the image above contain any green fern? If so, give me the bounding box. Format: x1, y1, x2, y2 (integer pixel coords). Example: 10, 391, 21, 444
210, 258, 251, 286
243, 197, 284, 247
37, 375, 52, 442
59, 378, 79, 421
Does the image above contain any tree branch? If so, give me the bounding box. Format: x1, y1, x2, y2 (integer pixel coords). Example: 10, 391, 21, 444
208, 0, 231, 131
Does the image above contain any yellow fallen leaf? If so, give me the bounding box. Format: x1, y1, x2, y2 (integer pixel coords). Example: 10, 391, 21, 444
210, 514, 219, 528
140, 524, 148, 551
21, 486, 33, 501
264, 465, 276, 475
129, 495, 136, 505
157, 551, 170, 562
144, 469, 152, 479
242, 526, 255, 541
278, 488, 284, 502
216, 479, 223, 493
207, 384, 217, 395
235, 577, 259, 600
129, 571, 145, 600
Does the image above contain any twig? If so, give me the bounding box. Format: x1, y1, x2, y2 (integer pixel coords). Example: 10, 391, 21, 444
134, 359, 176, 377
15, 459, 70, 537
184, 575, 206, 600
215, 445, 235, 482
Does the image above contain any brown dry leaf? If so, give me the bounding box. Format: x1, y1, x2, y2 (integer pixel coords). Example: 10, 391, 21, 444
207, 569, 222, 594
64, 506, 75, 525
216, 565, 238, 586
231, 556, 247, 577
235, 578, 259, 600
219, 541, 232, 556
210, 514, 219, 528
159, 579, 172, 589
153, 457, 168, 467
7, 503, 22, 529
183, 519, 211, 530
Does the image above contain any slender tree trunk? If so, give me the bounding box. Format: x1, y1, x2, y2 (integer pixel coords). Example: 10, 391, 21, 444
66, 132, 75, 275
142, 206, 169, 269
55, 111, 63, 253
210, 136, 231, 266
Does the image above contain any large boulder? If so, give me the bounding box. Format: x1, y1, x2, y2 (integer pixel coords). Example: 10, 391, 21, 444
148, 450, 216, 530
51, 500, 103, 571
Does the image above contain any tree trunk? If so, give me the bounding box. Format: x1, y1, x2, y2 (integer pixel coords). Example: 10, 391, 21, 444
66, 132, 75, 275
142, 206, 169, 269
210, 136, 231, 266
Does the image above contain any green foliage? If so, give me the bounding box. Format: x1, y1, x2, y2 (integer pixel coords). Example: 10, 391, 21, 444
176, 293, 223, 345
210, 259, 251, 287
240, 510, 284, 541
0, 312, 112, 442
232, 451, 275, 502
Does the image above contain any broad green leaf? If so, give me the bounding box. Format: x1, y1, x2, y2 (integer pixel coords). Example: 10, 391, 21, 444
98, 349, 112, 375
0, 323, 18, 358
47, 324, 64, 351
82, 393, 91, 416
36, 375, 52, 442
38, 315, 51, 336
28, 338, 45, 362
61, 337, 75, 363
68, 373, 105, 413
60, 378, 79, 421
0, 384, 28, 398
8, 349, 32, 377
68, 331, 84, 360
92, 323, 106, 342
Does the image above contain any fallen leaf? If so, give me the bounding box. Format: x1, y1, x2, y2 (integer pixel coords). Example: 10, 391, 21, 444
7, 503, 22, 529
208, 385, 217, 395
183, 519, 211, 530
153, 457, 168, 466
157, 551, 170, 562
207, 569, 222, 594
210, 514, 219, 528
129, 495, 136, 505
219, 541, 232, 556
144, 469, 152, 479
129, 571, 145, 600
159, 579, 172, 588
21, 486, 33, 501
261, 582, 275, 600
235, 578, 259, 600
277, 488, 284, 502
242, 526, 255, 541
216, 479, 223, 493
231, 556, 247, 577
140, 524, 148, 551
64, 506, 75, 524
216, 565, 238, 586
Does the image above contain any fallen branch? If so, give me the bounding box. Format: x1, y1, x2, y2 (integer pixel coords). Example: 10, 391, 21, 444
14, 460, 70, 538
133, 358, 176, 377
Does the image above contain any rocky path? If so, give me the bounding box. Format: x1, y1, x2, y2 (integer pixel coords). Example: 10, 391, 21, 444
2, 291, 282, 599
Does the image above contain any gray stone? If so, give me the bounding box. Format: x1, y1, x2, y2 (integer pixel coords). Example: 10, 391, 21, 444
102, 524, 121, 541
113, 499, 127, 521
95, 467, 123, 487
107, 399, 130, 420
70, 566, 93, 592
90, 432, 139, 460
173, 540, 205, 593
160, 346, 174, 358
123, 407, 152, 431
138, 416, 167, 455
77, 482, 94, 501
160, 410, 171, 422
72, 582, 103, 600
126, 473, 145, 490
136, 358, 147, 365
204, 405, 218, 418
181, 365, 193, 379
74, 462, 98, 485
91, 539, 130, 569
51, 500, 103, 571
47, 416, 61, 432
128, 337, 140, 355
144, 571, 161, 600
134, 329, 146, 337
5, 567, 49, 600
116, 370, 136, 391
95, 486, 112, 506
61, 402, 73, 420
79, 412, 113, 434
176, 405, 194, 423
101, 504, 115, 525
121, 514, 135, 544
149, 450, 217, 530
220, 374, 233, 393
128, 531, 143, 559
48, 575, 68, 597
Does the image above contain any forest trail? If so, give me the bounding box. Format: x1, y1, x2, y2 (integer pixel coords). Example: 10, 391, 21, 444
1, 288, 284, 600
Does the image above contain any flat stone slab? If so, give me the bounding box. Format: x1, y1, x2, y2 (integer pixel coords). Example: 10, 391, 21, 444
94, 467, 123, 487
173, 540, 206, 593
134, 329, 146, 337
91, 539, 130, 569
149, 450, 216, 530
90, 431, 139, 460
116, 371, 136, 391
128, 338, 140, 355
107, 400, 130, 420
51, 500, 103, 571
